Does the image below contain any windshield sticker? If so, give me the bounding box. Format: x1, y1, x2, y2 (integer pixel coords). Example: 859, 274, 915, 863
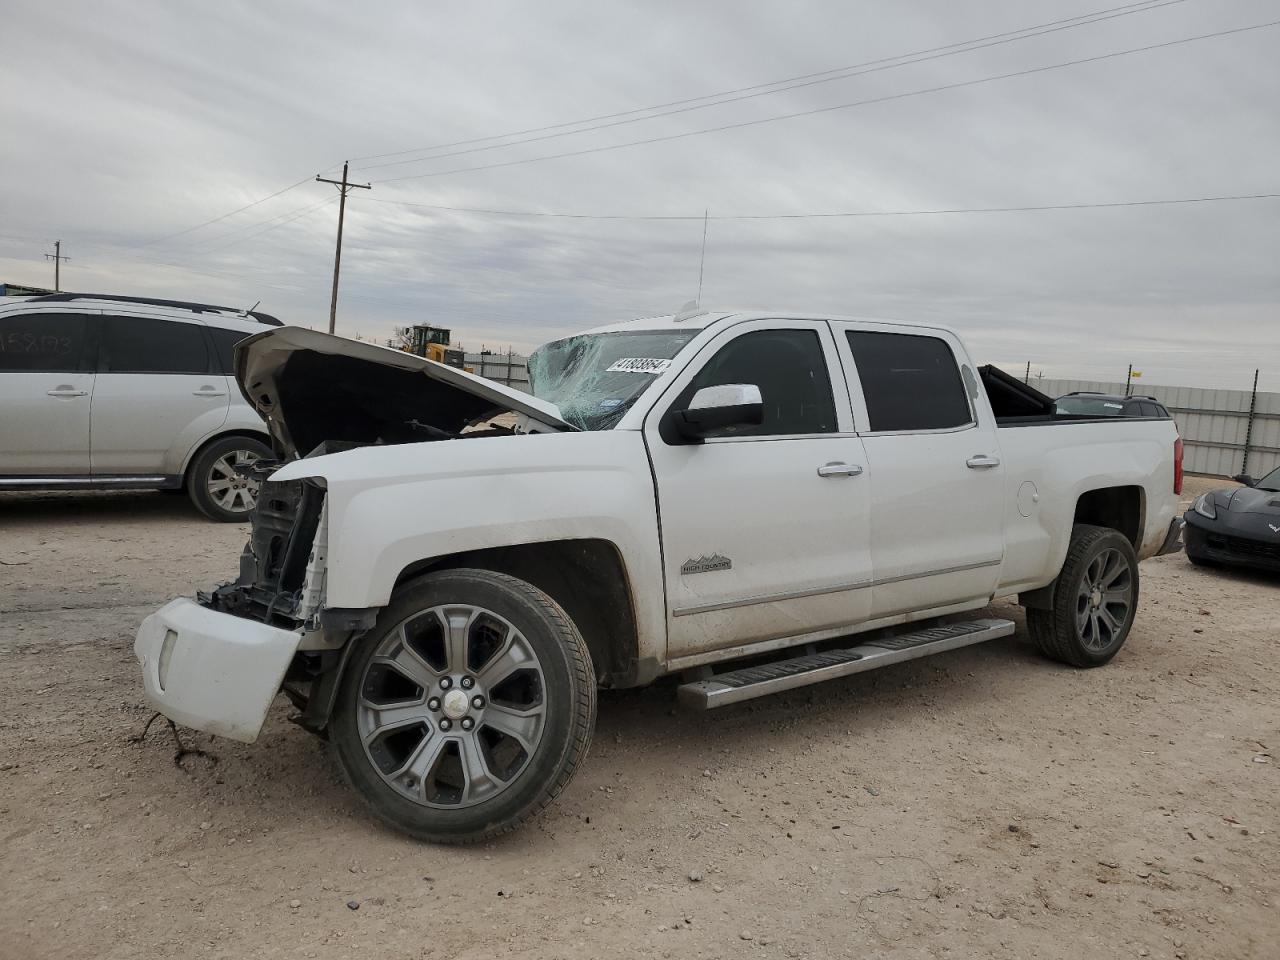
606, 357, 672, 375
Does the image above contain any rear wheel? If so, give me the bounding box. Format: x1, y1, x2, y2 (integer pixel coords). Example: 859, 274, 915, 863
330, 568, 596, 843
1027, 524, 1139, 667
187, 435, 271, 522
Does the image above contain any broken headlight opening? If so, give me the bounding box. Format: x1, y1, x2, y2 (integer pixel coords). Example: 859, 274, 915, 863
201, 470, 327, 630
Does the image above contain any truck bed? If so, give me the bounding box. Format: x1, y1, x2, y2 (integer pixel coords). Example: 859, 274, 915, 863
978, 364, 1164, 427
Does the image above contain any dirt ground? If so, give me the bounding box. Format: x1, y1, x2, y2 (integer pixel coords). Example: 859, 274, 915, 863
0, 476, 1276, 960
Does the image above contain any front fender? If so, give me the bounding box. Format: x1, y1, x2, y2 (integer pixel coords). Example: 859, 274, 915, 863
279, 432, 666, 665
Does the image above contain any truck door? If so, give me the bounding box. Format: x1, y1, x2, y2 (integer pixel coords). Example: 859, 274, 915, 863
830, 322, 1005, 619
644, 318, 873, 660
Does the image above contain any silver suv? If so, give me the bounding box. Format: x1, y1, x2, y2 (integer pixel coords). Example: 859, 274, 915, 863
0, 293, 276, 521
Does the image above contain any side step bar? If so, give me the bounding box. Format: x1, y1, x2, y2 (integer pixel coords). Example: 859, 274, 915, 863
677, 618, 1016, 710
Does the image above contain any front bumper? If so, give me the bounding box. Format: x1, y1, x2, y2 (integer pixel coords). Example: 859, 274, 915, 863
134, 598, 304, 743
1184, 514, 1280, 573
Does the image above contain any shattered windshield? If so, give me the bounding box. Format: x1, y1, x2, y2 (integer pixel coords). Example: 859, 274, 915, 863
528, 329, 701, 431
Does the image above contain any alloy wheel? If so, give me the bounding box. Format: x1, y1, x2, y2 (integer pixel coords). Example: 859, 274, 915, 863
206, 449, 262, 514
357, 604, 547, 809
1075, 547, 1133, 651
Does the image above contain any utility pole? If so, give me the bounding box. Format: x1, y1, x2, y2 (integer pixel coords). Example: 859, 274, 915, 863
316, 162, 370, 335
44, 240, 70, 291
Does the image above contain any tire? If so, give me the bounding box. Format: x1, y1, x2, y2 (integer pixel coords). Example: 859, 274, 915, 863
1027, 524, 1139, 668
1185, 550, 1214, 569
186, 435, 272, 522
329, 568, 596, 844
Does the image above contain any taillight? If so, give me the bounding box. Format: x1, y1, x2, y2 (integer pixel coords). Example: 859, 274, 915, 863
1173, 437, 1184, 495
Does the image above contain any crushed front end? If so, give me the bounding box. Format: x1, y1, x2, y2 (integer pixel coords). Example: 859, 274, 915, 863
134, 466, 350, 744
203, 469, 329, 630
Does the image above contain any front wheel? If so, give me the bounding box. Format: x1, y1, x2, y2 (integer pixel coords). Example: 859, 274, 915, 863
1027, 524, 1139, 667
329, 568, 596, 843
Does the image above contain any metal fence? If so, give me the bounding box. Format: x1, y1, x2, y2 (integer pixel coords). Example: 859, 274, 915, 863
464, 351, 529, 392
1035, 377, 1279, 478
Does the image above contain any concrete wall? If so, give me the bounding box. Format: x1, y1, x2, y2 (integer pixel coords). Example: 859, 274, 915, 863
1035, 378, 1279, 478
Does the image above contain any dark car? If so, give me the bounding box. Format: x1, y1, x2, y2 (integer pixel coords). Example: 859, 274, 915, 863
1184, 467, 1280, 573
1054, 392, 1171, 418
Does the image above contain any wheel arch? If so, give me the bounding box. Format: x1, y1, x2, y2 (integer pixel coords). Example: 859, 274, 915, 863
391, 538, 645, 689
1020, 486, 1146, 611
1071, 484, 1145, 548
179, 427, 272, 481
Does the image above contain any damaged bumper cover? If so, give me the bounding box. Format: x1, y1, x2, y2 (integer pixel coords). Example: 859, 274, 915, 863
134, 598, 304, 743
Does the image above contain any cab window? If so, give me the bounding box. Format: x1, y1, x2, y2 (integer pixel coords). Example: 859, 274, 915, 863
675, 329, 837, 437
847, 330, 972, 432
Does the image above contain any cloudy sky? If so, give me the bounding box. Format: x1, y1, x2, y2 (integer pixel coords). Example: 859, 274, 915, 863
2, 0, 1277, 389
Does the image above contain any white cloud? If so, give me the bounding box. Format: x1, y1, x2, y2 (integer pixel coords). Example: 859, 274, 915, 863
2, 0, 1277, 389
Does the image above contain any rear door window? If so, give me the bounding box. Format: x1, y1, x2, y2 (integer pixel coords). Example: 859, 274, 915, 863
846, 330, 972, 432
100, 315, 211, 374
0, 312, 93, 372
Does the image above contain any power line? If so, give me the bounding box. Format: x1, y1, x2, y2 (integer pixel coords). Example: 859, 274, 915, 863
196, 196, 337, 254
373, 18, 1280, 184
351, 0, 1190, 169
366, 191, 1280, 222
133, 175, 315, 247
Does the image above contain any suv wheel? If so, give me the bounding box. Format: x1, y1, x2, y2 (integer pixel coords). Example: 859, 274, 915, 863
330, 568, 596, 843
1027, 524, 1139, 667
187, 435, 271, 522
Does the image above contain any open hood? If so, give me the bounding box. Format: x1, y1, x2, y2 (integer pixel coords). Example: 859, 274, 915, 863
234, 326, 573, 458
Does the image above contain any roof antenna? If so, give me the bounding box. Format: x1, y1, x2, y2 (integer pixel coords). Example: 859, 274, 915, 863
696, 207, 709, 304
242, 300, 261, 316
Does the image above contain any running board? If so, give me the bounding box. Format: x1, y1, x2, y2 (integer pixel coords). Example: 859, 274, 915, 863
676, 618, 1016, 710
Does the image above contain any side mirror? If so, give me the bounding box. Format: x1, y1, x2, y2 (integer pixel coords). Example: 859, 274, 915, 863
1232, 473, 1256, 487
672, 384, 763, 442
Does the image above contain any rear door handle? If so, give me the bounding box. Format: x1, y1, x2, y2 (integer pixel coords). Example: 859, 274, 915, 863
47, 387, 88, 398
966, 455, 1001, 469
817, 461, 864, 478
193, 387, 227, 397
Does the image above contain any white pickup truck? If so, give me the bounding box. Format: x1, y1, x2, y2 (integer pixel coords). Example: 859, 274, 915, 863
135, 309, 1185, 842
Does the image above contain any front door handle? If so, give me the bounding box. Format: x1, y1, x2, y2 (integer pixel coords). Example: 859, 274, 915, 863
966, 454, 1001, 469
193, 386, 227, 397
817, 461, 864, 478
47, 387, 88, 398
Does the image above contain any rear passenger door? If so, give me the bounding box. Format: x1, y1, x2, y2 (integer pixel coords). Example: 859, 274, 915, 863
0, 311, 97, 476
831, 322, 1005, 618
90, 314, 231, 477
